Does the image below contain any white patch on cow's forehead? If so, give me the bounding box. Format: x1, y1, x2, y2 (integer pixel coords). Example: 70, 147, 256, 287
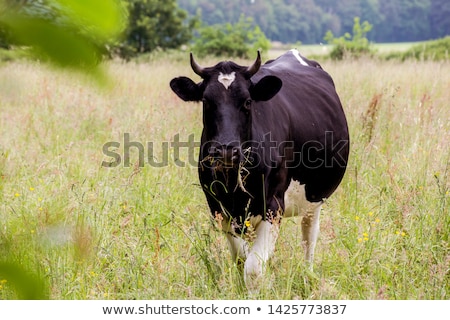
218, 72, 236, 89
290, 49, 309, 66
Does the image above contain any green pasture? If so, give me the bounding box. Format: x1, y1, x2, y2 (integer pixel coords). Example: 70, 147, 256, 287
0, 53, 448, 299
270, 41, 423, 58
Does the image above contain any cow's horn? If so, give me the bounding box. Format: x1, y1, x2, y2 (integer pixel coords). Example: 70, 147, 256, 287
190, 52, 205, 78
245, 50, 261, 79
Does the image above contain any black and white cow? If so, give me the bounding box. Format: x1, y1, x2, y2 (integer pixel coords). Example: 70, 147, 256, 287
170, 49, 349, 293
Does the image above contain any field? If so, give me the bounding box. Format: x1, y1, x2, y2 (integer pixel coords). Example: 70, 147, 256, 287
269, 41, 422, 58
0, 53, 449, 299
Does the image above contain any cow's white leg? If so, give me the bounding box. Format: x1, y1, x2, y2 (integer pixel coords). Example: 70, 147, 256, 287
301, 202, 322, 267
285, 181, 322, 266
226, 233, 248, 263
244, 220, 279, 294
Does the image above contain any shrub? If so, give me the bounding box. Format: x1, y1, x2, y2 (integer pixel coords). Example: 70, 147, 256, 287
385, 36, 450, 61
0, 48, 30, 63
191, 15, 270, 58
324, 17, 373, 60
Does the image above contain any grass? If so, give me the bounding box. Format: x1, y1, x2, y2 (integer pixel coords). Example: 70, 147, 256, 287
270, 41, 423, 59
373, 41, 425, 53
0, 54, 449, 299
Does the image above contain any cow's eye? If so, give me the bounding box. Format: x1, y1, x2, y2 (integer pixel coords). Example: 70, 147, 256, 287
244, 99, 252, 109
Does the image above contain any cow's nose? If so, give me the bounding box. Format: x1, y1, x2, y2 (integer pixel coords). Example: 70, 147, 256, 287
209, 145, 241, 165
208, 146, 222, 159
229, 147, 241, 163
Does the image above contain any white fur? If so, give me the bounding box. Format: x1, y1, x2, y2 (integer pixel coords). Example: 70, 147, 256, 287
301, 202, 322, 265
226, 181, 323, 294
244, 220, 280, 294
290, 49, 309, 66
284, 181, 322, 264
218, 72, 236, 89
226, 233, 248, 262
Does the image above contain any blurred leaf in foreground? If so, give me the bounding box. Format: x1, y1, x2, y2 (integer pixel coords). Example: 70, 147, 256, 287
0, 261, 49, 299
0, 0, 127, 83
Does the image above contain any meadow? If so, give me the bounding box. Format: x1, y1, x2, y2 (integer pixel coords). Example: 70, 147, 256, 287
0, 52, 448, 299
270, 41, 422, 58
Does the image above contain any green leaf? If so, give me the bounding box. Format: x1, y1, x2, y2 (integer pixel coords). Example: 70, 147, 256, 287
3, 15, 101, 69
0, 0, 127, 83
0, 262, 48, 300
57, 0, 127, 40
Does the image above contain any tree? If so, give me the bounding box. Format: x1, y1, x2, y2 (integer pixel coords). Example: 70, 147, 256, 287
178, 0, 442, 44
377, 0, 431, 42
430, 0, 450, 38
115, 0, 197, 59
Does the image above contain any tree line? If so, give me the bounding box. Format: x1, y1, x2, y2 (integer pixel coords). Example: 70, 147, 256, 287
178, 0, 450, 44
1, 0, 448, 62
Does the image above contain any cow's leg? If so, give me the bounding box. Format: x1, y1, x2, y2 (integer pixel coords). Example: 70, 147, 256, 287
226, 233, 248, 263
285, 182, 323, 266
301, 202, 322, 266
244, 220, 280, 294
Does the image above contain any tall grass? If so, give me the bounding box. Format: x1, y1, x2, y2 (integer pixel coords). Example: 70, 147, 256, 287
0, 55, 448, 299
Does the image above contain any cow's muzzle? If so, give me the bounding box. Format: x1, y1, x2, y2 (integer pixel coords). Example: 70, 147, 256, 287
208, 145, 241, 167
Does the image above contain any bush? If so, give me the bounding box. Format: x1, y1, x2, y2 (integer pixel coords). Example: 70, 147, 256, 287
191, 15, 270, 58
385, 36, 450, 61
0, 48, 30, 63
324, 17, 373, 60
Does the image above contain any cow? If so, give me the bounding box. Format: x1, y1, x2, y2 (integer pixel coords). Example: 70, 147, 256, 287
170, 49, 349, 294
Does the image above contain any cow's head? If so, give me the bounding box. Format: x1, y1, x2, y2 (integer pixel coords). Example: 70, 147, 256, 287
170, 51, 282, 167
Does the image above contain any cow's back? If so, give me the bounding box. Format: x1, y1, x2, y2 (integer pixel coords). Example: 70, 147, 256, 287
250, 50, 349, 202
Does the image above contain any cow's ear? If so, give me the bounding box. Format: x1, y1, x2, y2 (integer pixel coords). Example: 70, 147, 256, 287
250, 76, 282, 101
170, 77, 203, 102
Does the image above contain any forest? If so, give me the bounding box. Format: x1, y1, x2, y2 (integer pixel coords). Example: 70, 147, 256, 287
178, 0, 450, 44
